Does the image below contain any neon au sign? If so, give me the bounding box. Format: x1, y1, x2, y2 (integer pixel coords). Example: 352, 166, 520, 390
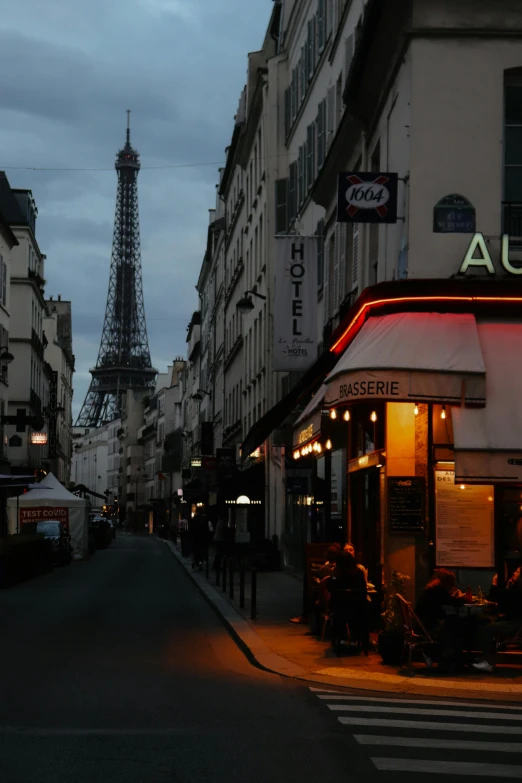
459, 233, 522, 275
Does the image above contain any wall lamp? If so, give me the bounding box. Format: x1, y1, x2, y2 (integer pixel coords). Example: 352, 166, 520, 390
0, 346, 14, 365
236, 290, 267, 314
192, 389, 211, 402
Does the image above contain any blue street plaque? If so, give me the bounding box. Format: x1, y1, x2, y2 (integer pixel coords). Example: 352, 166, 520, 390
434, 194, 475, 233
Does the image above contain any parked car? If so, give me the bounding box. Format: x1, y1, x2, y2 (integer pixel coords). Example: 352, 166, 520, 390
89, 517, 112, 549
33, 520, 72, 566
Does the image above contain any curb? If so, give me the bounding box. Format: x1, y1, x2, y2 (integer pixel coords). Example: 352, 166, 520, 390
162, 540, 522, 702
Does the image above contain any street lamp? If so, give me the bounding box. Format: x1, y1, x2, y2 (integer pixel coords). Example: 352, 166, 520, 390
191, 389, 211, 402
236, 290, 267, 314
0, 347, 14, 365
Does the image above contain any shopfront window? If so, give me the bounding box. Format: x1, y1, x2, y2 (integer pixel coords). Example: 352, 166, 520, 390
349, 403, 385, 459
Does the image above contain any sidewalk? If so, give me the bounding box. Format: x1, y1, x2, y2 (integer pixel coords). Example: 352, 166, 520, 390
163, 539, 522, 701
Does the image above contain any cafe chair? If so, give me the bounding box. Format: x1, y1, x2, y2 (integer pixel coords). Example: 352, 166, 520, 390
396, 593, 437, 671
330, 588, 369, 657
496, 622, 522, 654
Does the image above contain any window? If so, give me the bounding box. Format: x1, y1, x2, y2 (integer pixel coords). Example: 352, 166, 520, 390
504, 72, 522, 203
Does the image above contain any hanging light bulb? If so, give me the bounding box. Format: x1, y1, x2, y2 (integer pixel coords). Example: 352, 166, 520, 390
441, 405, 446, 420
301, 447, 306, 457
330, 409, 337, 420
414, 403, 419, 416
343, 410, 351, 422
460, 484, 466, 490
370, 411, 377, 423
293, 451, 300, 460
316, 442, 322, 453
326, 439, 332, 450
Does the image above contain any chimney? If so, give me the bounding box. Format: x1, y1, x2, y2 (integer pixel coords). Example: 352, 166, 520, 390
58, 294, 62, 301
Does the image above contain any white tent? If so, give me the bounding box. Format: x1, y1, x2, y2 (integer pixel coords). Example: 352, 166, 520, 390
7, 473, 89, 560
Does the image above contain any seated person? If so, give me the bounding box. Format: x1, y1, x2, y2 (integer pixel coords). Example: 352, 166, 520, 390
329, 551, 368, 643
415, 569, 465, 633
472, 567, 522, 672
318, 544, 341, 581
343, 543, 369, 583
415, 569, 466, 668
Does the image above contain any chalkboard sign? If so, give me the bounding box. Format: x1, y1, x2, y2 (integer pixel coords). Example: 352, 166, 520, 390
387, 477, 425, 533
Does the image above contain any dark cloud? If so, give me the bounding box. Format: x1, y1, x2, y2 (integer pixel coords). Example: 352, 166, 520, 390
0, 0, 271, 417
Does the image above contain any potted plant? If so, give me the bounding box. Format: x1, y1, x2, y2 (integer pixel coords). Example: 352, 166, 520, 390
377, 570, 411, 665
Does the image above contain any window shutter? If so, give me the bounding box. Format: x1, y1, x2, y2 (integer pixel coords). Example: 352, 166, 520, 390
284, 87, 291, 139
317, 0, 325, 52
308, 17, 316, 80
317, 219, 325, 290
288, 162, 297, 224
298, 145, 305, 206
306, 123, 315, 193
352, 222, 360, 289
326, 0, 333, 39
291, 68, 297, 122
344, 33, 355, 86
326, 85, 335, 152
333, 225, 340, 313
338, 223, 346, 303
300, 49, 306, 107
316, 101, 325, 169
275, 179, 288, 234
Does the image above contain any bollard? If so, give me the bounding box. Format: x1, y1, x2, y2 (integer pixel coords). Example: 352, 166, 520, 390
222, 557, 227, 592
229, 558, 234, 600
239, 562, 245, 609
250, 566, 257, 620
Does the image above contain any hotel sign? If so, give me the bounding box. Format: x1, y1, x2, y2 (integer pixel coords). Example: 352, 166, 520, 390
273, 237, 318, 371
459, 233, 522, 275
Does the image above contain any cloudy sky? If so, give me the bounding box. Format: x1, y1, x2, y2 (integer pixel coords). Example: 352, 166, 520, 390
0, 0, 271, 419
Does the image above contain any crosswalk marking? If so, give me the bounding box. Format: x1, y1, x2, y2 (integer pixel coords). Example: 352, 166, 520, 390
354, 735, 522, 753
329, 704, 522, 721
315, 693, 522, 711
371, 758, 522, 778
338, 716, 522, 733
311, 687, 522, 776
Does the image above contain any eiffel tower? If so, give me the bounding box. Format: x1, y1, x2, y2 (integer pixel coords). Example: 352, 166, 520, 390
76, 112, 156, 426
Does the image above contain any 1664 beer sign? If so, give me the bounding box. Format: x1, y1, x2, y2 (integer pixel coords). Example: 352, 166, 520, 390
337, 172, 398, 224
273, 237, 318, 371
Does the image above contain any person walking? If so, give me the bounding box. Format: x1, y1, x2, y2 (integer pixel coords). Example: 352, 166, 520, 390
189, 511, 209, 570
212, 512, 228, 572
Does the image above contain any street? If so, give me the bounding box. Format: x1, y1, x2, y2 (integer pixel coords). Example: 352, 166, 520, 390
0, 535, 520, 782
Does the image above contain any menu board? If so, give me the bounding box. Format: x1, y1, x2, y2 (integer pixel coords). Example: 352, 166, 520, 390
387, 477, 425, 533
435, 470, 494, 568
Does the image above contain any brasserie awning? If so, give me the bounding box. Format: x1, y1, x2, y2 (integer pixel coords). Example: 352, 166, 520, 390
325, 312, 486, 408
453, 320, 522, 482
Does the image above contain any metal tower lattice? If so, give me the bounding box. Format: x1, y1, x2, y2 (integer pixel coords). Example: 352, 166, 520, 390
76, 113, 156, 427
